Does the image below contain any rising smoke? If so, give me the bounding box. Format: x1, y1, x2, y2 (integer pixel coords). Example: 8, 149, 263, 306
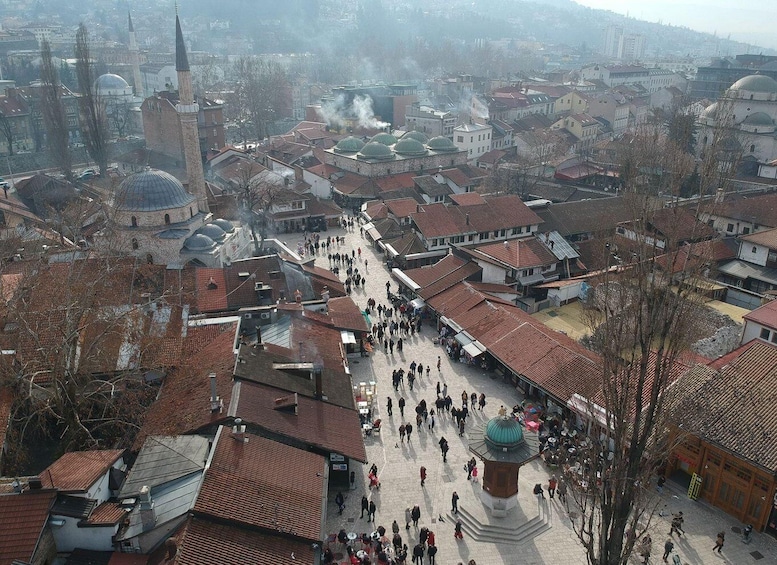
318, 94, 390, 129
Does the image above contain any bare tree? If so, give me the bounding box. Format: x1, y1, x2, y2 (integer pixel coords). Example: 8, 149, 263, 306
564, 120, 741, 565
75, 23, 109, 176
39, 40, 73, 181
232, 159, 285, 255
230, 57, 288, 142
0, 109, 15, 156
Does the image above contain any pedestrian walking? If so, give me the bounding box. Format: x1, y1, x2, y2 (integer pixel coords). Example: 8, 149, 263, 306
399, 397, 406, 418
389, 339, 394, 354
335, 491, 345, 514
470, 392, 477, 409
437, 356, 441, 371
451, 491, 459, 514
406, 423, 413, 442
360, 495, 369, 518
458, 419, 465, 436
548, 475, 558, 499
662, 539, 674, 562
557, 477, 568, 504
454, 519, 463, 540
416, 413, 423, 429
411, 505, 421, 527
405, 507, 412, 530
442, 383, 448, 398
466, 457, 475, 480
436, 382, 441, 396
429, 411, 435, 430
640, 535, 652, 564
420, 527, 429, 546
408, 372, 415, 390
713, 531, 724, 553
412, 543, 424, 564
471, 464, 478, 483
418, 363, 424, 377
393, 520, 400, 535
669, 512, 684, 536
420, 466, 427, 487
656, 475, 666, 493
533, 483, 545, 500
368, 500, 377, 522
427, 543, 437, 565
426, 365, 431, 378
478, 393, 486, 411
399, 424, 406, 442
387, 397, 393, 416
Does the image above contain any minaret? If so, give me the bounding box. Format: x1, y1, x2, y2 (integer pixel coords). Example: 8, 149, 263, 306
175, 14, 209, 214
128, 12, 143, 97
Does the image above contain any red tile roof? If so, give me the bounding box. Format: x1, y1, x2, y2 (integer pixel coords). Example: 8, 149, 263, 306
740, 226, 777, 250
439, 168, 471, 187
375, 173, 417, 194
418, 263, 482, 301
39, 450, 123, 493
135, 329, 236, 450
326, 296, 369, 332
676, 340, 777, 471
175, 517, 314, 565
715, 192, 777, 228
0, 490, 56, 565
744, 299, 777, 330
472, 237, 557, 269
194, 430, 327, 541
195, 268, 228, 312
231, 380, 367, 462
385, 197, 420, 218
449, 192, 486, 206
85, 501, 126, 525
402, 254, 468, 288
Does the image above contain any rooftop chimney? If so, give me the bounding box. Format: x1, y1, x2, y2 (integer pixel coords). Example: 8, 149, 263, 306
715, 187, 725, 203
232, 417, 247, 442
321, 286, 330, 302
139, 485, 156, 532
209, 373, 222, 413
465, 213, 470, 225
313, 368, 323, 400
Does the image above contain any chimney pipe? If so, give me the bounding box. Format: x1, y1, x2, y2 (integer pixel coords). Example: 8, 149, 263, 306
232, 417, 247, 442
209, 373, 222, 413
465, 213, 470, 225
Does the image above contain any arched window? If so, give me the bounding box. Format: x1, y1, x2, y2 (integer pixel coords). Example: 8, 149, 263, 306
131, 238, 139, 250
750, 144, 756, 153
750, 94, 754, 100
131, 216, 137, 227
164, 213, 171, 225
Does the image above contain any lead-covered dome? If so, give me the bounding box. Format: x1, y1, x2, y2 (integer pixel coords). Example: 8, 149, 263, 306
730, 74, 777, 94
371, 132, 398, 146
402, 131, 429, 144
427, 136, 458, 152
743, 112, 774, 126
394, 137, 427, 156
334, 136, 365, 154
183, 233, 216, 251
485, 417, 524, 450
197, 223, 227, 242
357, 141, 395, 160
211, 218, 235, 233
95, 73, 132, 95
115, 170, 196, 212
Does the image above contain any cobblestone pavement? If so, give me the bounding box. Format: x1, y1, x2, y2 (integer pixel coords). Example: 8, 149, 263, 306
299, 222, 777, 565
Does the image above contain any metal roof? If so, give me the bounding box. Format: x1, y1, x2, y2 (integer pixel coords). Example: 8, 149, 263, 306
115, 170, 195, 212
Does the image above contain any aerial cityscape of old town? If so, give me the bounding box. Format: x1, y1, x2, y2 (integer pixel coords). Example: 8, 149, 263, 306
0, 0, 776, 564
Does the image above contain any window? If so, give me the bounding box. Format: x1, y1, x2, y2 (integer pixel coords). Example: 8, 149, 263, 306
750, 144, 755, 153
131, 238, 139, 250
493, 230, 499, 238
752, 246, 758, 254
771, 333, 777, 344
164, 213, 171, 225
131, 216, 137, 227
760, 328, 771, 340
457, 136, 464, 143
500, 229, 506, 237
726, 223, 734, 233
742, 227, 750, 235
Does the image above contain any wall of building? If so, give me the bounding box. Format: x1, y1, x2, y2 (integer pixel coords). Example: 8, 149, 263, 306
738, 242, 769, 266
142, 99, 185, 162
327, 151, 469, 177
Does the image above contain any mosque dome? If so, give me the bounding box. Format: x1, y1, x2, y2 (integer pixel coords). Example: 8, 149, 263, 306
197, 223, 227, 242
394, 137, 428, 156
402, 131, 429, 144
183, 233, 217, 251
211, 218, 235, 233
95, 73, 132, 95
427, 136, 458, 152
371, 132, 398, 146
701, 102, 718, 120
115, 170, 196, 212
484, 417, 524, 450
730, 74, 777, 94
334, 136, 366, 153
357, 141, 395, 160
742, 112, 774, 126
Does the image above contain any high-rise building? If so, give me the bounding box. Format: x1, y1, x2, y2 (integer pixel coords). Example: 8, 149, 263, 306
603, 25, 646, 61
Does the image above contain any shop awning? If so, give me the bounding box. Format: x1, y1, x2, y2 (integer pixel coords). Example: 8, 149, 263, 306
463, 341, 486, 357
440, 316, 463, 334
567, 393, 609, 429
367, 227, 382, 241
340, 330, 357, 344
410, 297, 425, 309
455, 331, 474, 346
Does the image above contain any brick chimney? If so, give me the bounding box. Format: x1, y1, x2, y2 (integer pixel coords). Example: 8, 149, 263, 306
139, 485, 156, 532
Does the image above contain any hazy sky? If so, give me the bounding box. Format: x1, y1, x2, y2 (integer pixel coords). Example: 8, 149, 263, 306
574, 0, 777, 50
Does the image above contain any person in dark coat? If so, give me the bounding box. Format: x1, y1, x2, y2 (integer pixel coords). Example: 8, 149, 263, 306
427, 544, 438, 565
406, 423, 413, 442
412, 543, 425, 564
451, 491, 459, 513
361, 495, 369, 518
368, 500, 377, 522
420, 466, 427, 487
399, 397, 406, 417
335, 491, 345, 515
411, 505, 421, 527
386, 397, 393, 416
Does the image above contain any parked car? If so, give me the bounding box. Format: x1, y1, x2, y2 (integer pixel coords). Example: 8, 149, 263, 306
78, 168, 99, 180
0, 177, 8, 189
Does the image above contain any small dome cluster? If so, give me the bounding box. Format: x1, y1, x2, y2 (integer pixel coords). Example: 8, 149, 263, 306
183, 220, 234, 251
335, 131, 459, 161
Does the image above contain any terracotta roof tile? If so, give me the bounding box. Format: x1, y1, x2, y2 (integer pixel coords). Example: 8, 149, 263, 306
403, 254, 468, 288
716, 192, 777, 228
743, 299, 777, 329
39, 450, 124, 493
326, 296, 369, 332
85, 501, 126, 525
385, 197, 421, 218
194, 430, 326, 540
472, 237, 557, 269
231, 380, 367, 462
0, 490, 56, 565
740, 226, 777, 249
195, 268, 228, 312
134, 330, 236, 450
175, 517, 313, 565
